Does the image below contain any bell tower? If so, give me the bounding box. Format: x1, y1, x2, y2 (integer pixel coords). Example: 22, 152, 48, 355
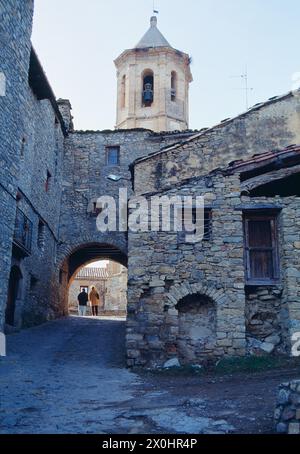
114, 16, 193, 132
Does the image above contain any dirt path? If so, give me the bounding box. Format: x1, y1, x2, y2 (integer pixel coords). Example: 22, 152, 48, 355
0, 317, 299, 434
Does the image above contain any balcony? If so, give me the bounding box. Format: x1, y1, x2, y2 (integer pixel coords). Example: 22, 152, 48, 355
13, 208, 32, 257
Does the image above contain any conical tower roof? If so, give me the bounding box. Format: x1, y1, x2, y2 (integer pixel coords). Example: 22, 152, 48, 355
135, 16, 172, 49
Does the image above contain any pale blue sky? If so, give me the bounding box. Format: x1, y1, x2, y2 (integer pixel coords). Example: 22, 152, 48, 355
32, 0, 300, 131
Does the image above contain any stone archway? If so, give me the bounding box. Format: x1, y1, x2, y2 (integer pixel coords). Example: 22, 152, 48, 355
176, 293, 217, 364
164, 283, 228, 364
58, 242, 128, 317
166, 282, 227, 308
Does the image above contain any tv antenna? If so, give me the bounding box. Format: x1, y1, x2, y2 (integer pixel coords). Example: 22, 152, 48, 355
231, 67, 254, 110
152, 1, 159, 14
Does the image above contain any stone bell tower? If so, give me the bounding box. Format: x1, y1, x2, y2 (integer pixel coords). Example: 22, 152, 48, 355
114, 16, 193, 132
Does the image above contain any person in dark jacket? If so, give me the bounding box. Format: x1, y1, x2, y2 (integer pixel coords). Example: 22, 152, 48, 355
77, 289, 88, 317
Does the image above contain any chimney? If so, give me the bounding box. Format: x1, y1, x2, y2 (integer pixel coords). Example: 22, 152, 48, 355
57, 99, 74, 132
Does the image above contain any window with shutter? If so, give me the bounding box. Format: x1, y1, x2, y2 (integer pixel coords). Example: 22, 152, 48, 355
243, 212, 280, 285
177, 208, 212, 243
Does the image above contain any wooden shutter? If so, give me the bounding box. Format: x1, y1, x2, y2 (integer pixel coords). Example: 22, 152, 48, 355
244, 213, 279, 284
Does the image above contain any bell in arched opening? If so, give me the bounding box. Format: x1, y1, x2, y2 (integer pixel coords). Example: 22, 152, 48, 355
142, 71, 154, 106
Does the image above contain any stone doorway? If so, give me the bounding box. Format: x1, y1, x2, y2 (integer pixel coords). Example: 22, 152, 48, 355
5, 265, 22, 327
176, 293, 216, 364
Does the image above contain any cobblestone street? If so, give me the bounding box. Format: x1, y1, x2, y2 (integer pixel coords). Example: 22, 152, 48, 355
0, 316, 299, 434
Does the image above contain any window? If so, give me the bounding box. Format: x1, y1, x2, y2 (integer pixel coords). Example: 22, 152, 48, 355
203, 209, 212, 240
92, 201, 103, 215
243, 211, 280, 285
45, 170, 52, 192
37, 219, 46, 250
106, 146, 120, 166
121, 75, 126, 108
21, 137, 26, 157
142, 70, 154, 107
177, 208, 212, 243
171, 71, 177, 101
80, 286, 89, 294
88, 201, 103, 217
30, 275, 38, 291
13, 208, 32, 255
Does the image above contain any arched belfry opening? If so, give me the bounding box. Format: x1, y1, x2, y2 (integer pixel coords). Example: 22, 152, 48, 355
121, 75, 126, 109
142, 69, 154, 107
171, 71, 177, 101
175, 293, 217, 364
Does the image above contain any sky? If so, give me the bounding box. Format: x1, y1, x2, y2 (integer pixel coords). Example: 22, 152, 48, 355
32, 0, 300, 131
86, 260, 108, 268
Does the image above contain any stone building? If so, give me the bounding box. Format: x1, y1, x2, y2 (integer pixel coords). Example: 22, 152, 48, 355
0, 1, 300, 369
0, 1, 66, 330
127, 95, 300, 366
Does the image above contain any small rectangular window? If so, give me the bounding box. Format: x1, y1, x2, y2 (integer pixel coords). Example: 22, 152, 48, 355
106, 147, 120, 166
177, 208, 212, 243
37, 220, 46, 250
45, 170, 52, 192
30, 275, 38, 291
21, 138, 26, 157
89, 201, 103, 217
243, 211, 280, 285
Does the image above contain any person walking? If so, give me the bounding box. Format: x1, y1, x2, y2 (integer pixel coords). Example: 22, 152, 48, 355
77, 288, 88, 317
89, 286, 100, 316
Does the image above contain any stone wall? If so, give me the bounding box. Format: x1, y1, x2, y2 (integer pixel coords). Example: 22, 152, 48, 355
105, 266, 127, 314
133, 92, 300, 195
17, 92, 65, 327
246, 286, 284, 354
275, 380, 300, 434
0, 0, 34, 329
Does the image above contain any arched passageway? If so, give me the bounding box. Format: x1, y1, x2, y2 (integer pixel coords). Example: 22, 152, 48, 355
55, 242, 129, 361
68, 259, 128, 317
59, 243, 128, 319
67, 243, 127, 280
